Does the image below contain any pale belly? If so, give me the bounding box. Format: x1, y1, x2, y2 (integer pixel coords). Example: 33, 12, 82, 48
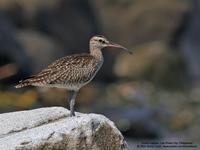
32, 82, 85, 91
32, 73, 97, 91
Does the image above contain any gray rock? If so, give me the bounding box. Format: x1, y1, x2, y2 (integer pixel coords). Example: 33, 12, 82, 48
179, 0, 200, 84
0, 14, 31, 83
0, 107, 129, 150
94, 0, 191, 47
16, 29, 64, 73
35, 0, 99, 51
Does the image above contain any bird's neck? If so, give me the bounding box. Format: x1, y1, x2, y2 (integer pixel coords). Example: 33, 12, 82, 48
90, 47, 103, 61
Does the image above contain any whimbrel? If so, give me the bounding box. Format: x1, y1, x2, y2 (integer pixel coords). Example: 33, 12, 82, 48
15, 35, 132, 116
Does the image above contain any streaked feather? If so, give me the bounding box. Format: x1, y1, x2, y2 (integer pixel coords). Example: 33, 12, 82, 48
15, 53, 103, 90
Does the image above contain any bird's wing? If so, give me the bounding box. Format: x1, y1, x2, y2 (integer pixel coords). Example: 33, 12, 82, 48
48, 54, 100, 84
47, 54, 95, 69
26, 68, 60, 85
29, 54, 97, 85
15, 54, 98, 88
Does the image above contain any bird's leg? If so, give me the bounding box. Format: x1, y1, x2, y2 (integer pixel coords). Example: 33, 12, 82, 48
68, 90, 78, 117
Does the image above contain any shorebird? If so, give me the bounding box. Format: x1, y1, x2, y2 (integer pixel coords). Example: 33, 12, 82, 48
15, 35, 132, 117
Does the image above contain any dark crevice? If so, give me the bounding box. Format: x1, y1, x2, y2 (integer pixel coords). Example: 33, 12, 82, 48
0, 114, 68, 139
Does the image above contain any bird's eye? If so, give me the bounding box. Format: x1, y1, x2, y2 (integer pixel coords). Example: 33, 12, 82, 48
99, 39, 106, 44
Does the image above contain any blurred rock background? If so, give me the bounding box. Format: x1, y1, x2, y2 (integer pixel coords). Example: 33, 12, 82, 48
0, 0, 200, 147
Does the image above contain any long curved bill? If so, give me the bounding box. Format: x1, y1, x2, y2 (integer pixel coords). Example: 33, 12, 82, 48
107, 42, 132, 54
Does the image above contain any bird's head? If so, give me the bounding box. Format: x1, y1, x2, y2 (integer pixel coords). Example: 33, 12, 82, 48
90, 35, 132, 54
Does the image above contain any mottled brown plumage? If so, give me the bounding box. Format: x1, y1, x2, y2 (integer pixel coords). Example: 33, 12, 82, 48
15, 35, 131, 116
16, 54, 102, 91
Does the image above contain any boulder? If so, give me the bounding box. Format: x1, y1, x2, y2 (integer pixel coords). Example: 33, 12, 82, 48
0, 0, 61, 25
178, 0, 200, 84
113, 42, 183, 87
16, 29, 64, 73
93, 0, 191, 47
0, 0, 99, 52
0, 14, 31, 84
114, 42, 171, 78
0, 107, 129, 150
35, 0, 99, 51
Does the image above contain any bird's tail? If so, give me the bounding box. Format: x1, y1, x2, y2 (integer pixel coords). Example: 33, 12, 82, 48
15, 79, 31, 88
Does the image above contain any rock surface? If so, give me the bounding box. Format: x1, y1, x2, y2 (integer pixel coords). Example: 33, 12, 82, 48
0, 14, 31, 83
16, 29, 64, 73
94, 0, 191, 47
0, 107, 129, 150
